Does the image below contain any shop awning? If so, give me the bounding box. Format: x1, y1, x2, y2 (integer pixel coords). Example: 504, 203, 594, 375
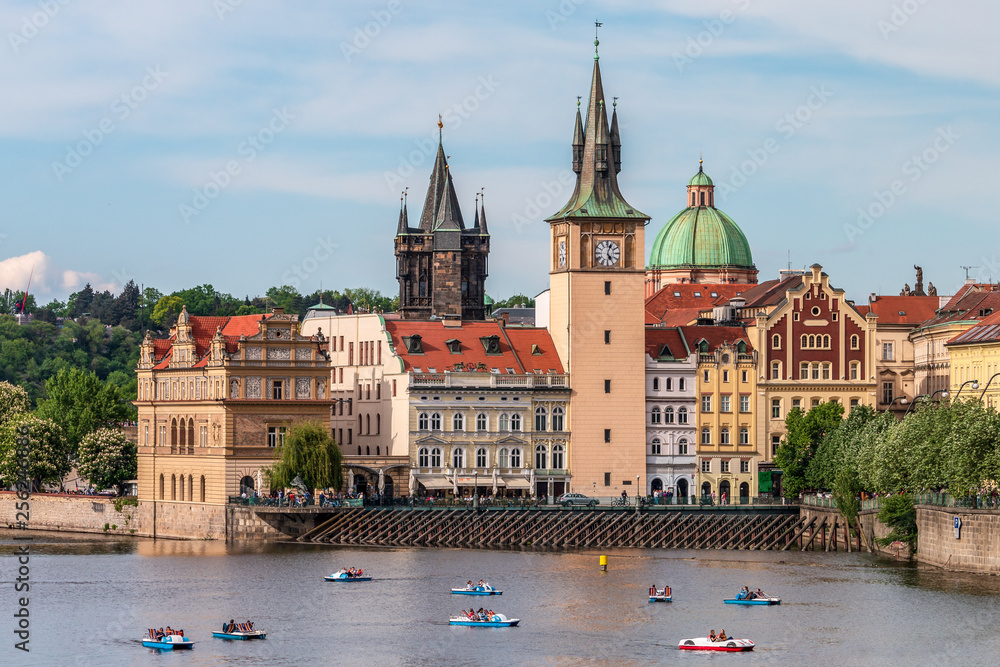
417, 477, 454, 490
504, 477, 531, 489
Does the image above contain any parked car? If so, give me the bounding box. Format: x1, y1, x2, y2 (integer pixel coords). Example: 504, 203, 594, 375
558, 493, 598, 507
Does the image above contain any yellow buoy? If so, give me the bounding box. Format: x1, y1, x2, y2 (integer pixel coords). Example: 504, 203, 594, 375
599, 555, 608, 571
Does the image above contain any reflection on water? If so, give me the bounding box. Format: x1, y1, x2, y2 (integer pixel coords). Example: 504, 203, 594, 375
2, 529, 999, 665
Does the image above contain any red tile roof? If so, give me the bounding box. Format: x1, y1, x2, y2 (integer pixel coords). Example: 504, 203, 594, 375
916, 288, 1000, 330
678, 325, 753, 352
867, 296, 939, 326
384, 321, 563, 374
149, 313, 276, 368
947, 309, 1000, 346
644, 284, 749, 322
645, 328, 690, 360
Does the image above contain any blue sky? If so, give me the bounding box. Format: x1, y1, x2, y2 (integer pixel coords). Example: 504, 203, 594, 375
0, 0, 998, 304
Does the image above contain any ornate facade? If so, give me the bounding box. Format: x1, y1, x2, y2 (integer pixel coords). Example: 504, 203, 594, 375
134, 307, 333, 507
394, 124, 490, 321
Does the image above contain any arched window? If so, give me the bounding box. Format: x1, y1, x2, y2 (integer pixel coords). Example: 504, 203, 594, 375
801, 334, 808, 348
498, 448, 510, 468
851, 334, 859, 349
551, 444, 565, 469
510, 448, 522, 468
430, 447, 442, 467
453, 413, 465, 432
200, 475, 206, 502
678, 438, 689, 454
170, 418, 178, 447
653, 377, 660, 391
498, 413, 510, 431
431, 413, 442, 431
720, 427, 730, 445
823, 335, 831, 348
171, 474, 176, 500
651, 438, 661, 455
376, 414, 381, 435
534, 406, 547, 431
366, 445, 370, 455
650, 407, 661, 424
418, 412, 429, 430
701, 427, 711, 445
187, 420, 194, 452
366, 414, 371, 434
678, 407, 688, 424
179, 474, 185, 501
534, 445, 548, 469
418, 447, 429, 467
772, 334, 781, 349
664, 407, 674, 424
510, 414, 522, 431
476, 448, 488, 468
678, 378, 685, 391
476, 413, 488, 431
452, 448, 465, 469
188, 475, 193, 501
700, 191, 706, 206
551, 407, 564, 432
159, 474, 164, 500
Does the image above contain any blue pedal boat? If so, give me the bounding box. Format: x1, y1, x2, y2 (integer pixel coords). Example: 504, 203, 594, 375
452, 584, 502, 596
141, 630, 194, 650
449, 614, 519, 627
213, 622, 266, 640
649, 586, 672, 603
325, 570, 372, 582
725, 596, 780, 605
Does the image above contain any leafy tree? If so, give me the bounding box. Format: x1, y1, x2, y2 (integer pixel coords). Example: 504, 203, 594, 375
77, 428, 137, 495
490, 294, 535, 311
267, 421, 343, 493
265, 285, 304, 315
112, 280, 142, 328
35, 368, 132, 455
0, 414, 69, 491
808, 405, 877, 491
774, 401, 844, 499
875, 494, 917, 554
0, 380, 29, 427
832, 468, 862, 534
67, 283, 95, 318
151, 295, 184, 326
344, 287, 396, 314
942, 401, 1000, 496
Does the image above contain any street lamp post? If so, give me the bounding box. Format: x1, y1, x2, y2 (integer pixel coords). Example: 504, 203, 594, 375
883, 396, 907, 413
978, 373, 1000, 403
953, 379, 979, 402
904, 389, 949, 417
473, 470, 478, 509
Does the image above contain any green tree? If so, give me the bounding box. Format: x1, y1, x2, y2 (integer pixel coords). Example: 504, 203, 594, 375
265, 285, 304, 315
0, 380, 30, 427
0, 414, 69, 491
35, 368, 132, 455
490, 293, 535, 311
267, 421, 343, 493
875, 493, 917, 554
774, 401, 844, 499
151, 295, 184, 326
77, 428, 137, 495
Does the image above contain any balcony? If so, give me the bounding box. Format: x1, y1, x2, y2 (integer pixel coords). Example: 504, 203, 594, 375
410, 372, 569, 390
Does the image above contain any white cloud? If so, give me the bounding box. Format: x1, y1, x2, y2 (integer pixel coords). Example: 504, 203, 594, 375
0, 251, 116, 296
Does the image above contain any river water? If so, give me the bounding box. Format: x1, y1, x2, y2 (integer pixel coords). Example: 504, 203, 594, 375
2, 529, 999, 666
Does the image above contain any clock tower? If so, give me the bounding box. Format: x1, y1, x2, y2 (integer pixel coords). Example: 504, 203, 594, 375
546, 39, 650, 496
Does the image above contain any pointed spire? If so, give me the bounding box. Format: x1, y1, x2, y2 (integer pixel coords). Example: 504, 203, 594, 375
610, 97, 621, 174
572, 97, 584, 174
418, 120, 465, 232
473, 193, 480, 229
433, 165, 463, 231
396, 188, 409, 236
479, 188, 489, 236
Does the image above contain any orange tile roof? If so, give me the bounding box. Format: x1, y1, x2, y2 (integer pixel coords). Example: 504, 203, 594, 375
677, 325, 753, 353
384, 321, 563, 374
645, 328, 690, 360
149, 313, 277, 368
867, 296, 939, 325
947, 309, 1000, 346
658, 307, 704, 327
644, 284, 748, 322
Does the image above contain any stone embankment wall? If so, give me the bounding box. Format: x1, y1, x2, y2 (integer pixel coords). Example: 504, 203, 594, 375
917, 505, 1000, 574
0, 492, 284, 541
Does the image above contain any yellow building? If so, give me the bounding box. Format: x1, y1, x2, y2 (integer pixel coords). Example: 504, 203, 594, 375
546, 51, 649, 497
946, 310, 1000, 408
135, 307, 333, 506
690, 328, 759, 503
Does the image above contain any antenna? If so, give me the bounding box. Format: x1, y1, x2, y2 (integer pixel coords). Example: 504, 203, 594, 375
962, 265, 978, 281
787, 250, 791, 271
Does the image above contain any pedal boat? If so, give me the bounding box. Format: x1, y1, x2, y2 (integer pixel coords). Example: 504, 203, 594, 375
213, 623, 266, 640
649, 586, 672, 603
678, 637, 754, 651
725, 596, 780, 605
449, 613, 519, 627
452, 584, 502, 596
325, 570, 372, 582
142, 632, 194, 650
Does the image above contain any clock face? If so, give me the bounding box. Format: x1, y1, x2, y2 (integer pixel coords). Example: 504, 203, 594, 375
595, 240, 620, 267
558, 240, 567, 267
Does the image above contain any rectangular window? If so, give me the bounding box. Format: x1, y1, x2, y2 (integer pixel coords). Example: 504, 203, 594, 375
771, 362, 780, 379
832, 312, 838, 321
800, 362, 809, 380
378, 340, 382, 365
348, 428, 353, 445
604, 428, 611, 443
722, 370, 730, 383
882, 342, 894, 361
392, 379, 397, 396
811, 364, 820, 380
679, 378, 685, 391
850, 398, 859, 409
338, 428, 343, 445
266, 426, 287, 448
678, 440, 688, 454
771, 435, 781, 459
771, 399, 781, 419
720, 395, 731, 413
651, 441, 661, 455
740, 395, 750, 413
822, 363, 831, 380
721, 460, 730, 473
339, 368, 344, 383
741, 370, 748, 383
159, 425, 165, 445
339, 336, 344, 351
604, 330, 611, 344
701, 459, 711, 473
272, 380, 284, 400
794, 312, 800, 321
701, 428, 711, 445
741, 459, 750, 473
604, 472, 611, 487
200, 426, 207, 447
144, 426, 149, 446
348, 342, 354, 365
739, 429, 749, 445
850, 363, 858, 380
882, 381, 894, 405
376, 383, 381, 399
720, 429, 730, 445
701, 395, 712, 412
792, 398, 801, 410
604, 281, 611, 295
604, 379, 611, 394
703, 370, 710, 383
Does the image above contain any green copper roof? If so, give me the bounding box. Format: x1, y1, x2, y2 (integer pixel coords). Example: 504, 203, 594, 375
688, 167, 713, 186
648, 206, 754, 270
307, 302, 335, 311
484, 294, 494, 306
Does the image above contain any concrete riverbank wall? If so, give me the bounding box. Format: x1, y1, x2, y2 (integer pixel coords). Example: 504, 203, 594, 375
916, 505, 1000, 574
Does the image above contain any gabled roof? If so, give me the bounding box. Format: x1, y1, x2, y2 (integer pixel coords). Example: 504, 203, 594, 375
867, 296, 939, 326
915, 288, 1000, 331
947, 309, 1000, 346
645, 327, 690, 360
148, 313, 278, 368
738, 276, 802, 309
644, 283, 747, 323
677, 325, 753, 353
384, 321, 563, 374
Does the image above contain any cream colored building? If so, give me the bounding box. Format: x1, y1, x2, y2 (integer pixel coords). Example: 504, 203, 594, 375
865, 295, 939, 416
946, 310, 1000, 408
135, 307, 333, 508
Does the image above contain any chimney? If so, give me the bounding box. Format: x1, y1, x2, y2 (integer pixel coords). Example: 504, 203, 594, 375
272, 307, 285, 314
501, 312, 509, 327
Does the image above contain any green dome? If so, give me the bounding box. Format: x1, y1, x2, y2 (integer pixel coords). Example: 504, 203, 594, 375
484, 294, 495, 306
648, 204, 754, 270
688, 167, 713, 186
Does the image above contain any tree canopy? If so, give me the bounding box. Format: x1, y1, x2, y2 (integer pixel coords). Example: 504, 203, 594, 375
35, 368, 133, 455
77, 428, 137, 495
0, 414, 69, 491
267, 421, 343, 493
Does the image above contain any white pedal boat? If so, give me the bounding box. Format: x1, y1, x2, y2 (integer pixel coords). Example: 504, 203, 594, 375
449, 613, 519, 627
678, 637, 754, 652
648, 586, 672, 602
452, 584, 502, 596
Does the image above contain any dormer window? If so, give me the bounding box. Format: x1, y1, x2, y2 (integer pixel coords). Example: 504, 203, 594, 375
736, 341, 747, 354
445, 339, 461, 354
402, 334, 423, 354
480, 335, 502, 355
531, 344, 541, 355
698, 340, 709, 354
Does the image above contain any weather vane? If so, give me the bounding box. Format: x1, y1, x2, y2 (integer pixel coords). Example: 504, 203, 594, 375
594, 20, 602, 60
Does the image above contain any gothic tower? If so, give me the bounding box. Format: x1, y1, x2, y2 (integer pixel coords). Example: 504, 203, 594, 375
395, 122, 490, 320
546, 39, 650, 496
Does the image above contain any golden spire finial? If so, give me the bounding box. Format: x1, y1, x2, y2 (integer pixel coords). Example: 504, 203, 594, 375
437, 114, 443, 131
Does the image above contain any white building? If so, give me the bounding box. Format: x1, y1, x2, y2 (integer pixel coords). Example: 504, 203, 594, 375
645, 327, 697, 500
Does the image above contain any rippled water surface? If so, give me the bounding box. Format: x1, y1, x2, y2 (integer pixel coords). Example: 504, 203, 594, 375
3, 529, 1000, 665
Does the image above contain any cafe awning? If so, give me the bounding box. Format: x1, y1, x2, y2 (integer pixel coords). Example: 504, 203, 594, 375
417, 477, 453, 490
504, 477, 531, 489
